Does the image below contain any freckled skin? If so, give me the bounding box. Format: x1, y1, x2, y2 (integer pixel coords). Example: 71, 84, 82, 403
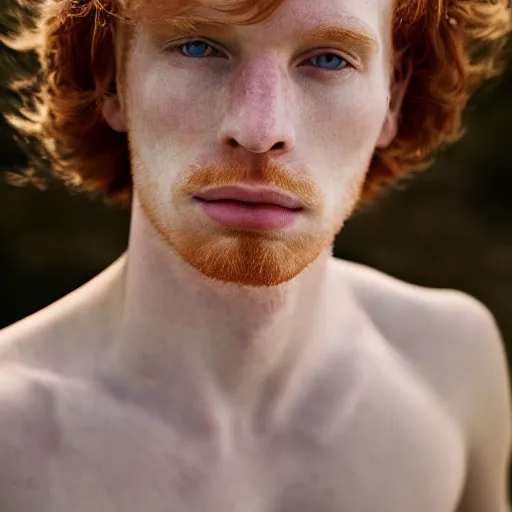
125, 0, 391, 286
0, 0, 510, 511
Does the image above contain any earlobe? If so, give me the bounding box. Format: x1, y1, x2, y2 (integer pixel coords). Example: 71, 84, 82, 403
102, 93, 127, 133
376, 109, 398, 149
376, 60, 412, 149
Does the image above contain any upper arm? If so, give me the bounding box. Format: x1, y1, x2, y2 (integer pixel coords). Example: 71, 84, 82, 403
453, 296, 511, 512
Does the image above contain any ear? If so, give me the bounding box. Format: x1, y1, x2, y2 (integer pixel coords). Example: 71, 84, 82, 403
102, 85, 127, 133
376, 58, 412, 149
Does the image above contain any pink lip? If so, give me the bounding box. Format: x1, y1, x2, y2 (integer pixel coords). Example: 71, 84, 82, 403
194, 185, 304, 209
193, 185, 304, 230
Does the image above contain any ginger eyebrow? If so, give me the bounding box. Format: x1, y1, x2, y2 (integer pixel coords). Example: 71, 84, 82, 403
301, 24, 379, 57
145, 19, 379, 64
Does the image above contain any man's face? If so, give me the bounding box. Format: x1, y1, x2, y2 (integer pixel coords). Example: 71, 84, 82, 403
105, 0, 398, 287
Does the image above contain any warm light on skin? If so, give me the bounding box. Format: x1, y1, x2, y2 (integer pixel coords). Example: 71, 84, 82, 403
143, 20, 379, 70
107, 0, 399, 288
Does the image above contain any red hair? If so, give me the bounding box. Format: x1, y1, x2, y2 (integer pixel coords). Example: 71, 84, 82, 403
6, 0, 512, 204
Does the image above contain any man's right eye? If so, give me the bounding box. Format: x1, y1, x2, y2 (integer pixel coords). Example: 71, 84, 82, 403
171, 40, 224, 59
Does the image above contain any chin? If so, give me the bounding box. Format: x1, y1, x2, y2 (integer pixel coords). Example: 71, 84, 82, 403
144, 201, 337, 287
167, 228, 335, 287
133, 164, 351, 287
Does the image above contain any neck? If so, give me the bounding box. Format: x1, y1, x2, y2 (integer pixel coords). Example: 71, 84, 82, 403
105, 197, 344, 424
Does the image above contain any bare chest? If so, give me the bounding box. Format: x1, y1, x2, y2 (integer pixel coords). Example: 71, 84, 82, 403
45, 428, 464, 512
6, 358, 467, 512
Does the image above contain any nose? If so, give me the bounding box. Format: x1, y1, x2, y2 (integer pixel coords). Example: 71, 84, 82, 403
218, 57, 296, 155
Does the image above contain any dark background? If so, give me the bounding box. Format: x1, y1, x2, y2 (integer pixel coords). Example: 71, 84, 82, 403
1, 2, 511, 401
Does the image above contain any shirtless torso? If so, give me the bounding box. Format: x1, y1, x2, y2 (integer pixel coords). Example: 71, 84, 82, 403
0, 256, 509, 512
2, 0, 511, 507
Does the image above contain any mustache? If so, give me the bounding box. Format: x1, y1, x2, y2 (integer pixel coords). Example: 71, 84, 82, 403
175, 162, 323, 211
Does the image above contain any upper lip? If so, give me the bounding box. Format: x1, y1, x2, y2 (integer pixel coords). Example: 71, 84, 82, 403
193, 185, 304, 210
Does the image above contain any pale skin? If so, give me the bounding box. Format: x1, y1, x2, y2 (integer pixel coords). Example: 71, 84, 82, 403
0, 0, 511, 510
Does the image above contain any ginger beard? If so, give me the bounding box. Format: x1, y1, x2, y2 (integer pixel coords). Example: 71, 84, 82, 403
131, 148, 361, 287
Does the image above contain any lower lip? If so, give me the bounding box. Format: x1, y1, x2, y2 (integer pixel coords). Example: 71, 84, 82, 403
195, 199, 302, 230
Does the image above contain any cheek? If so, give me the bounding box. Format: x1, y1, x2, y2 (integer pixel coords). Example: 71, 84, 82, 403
129, 61, 223, 151
299, 76, 389, 210
126, 59, 227, 207
303, 78, 389, 164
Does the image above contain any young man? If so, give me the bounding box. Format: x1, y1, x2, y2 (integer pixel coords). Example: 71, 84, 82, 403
0, 0, 511, 510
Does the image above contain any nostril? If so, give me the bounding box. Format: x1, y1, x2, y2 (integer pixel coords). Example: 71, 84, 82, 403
227, 138, 239, 148
271, 141, 285, 151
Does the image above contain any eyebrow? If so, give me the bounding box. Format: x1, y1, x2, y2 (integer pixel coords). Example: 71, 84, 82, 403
146, 19, 379, 61
301, 24, 379, 56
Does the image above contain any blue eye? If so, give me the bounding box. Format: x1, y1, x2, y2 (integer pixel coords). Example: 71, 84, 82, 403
307, 53, 348, 70
176, 40, 220, 58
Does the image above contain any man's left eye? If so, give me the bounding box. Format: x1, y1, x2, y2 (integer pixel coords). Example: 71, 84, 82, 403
305, 53, 349, 70
174, 40, 223, 58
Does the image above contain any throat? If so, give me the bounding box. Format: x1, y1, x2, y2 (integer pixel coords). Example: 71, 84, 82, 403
103, 199, 338, 420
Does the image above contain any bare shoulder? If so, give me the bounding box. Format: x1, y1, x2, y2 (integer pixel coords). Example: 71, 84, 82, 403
0, 255, 125, 373
0, 300, 84, 375
0, 309, 77, 454
0, 259, 125, 496
335, 259, 511, 509
0, 363, 60, 445
335, 258, 511, 435
336, 258, 502, 352
0, 362, 66, 508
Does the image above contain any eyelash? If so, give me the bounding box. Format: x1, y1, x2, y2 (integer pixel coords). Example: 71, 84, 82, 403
167, 39, 353, 72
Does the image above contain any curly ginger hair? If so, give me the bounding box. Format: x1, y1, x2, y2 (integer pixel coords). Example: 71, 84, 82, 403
5, 0, 512, 205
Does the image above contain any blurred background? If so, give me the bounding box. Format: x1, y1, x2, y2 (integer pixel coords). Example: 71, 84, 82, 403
1, 3, 512, 379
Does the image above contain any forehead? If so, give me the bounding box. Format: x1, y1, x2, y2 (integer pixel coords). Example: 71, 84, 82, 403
257, 0, 392, 36
128, 0, 394, 42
